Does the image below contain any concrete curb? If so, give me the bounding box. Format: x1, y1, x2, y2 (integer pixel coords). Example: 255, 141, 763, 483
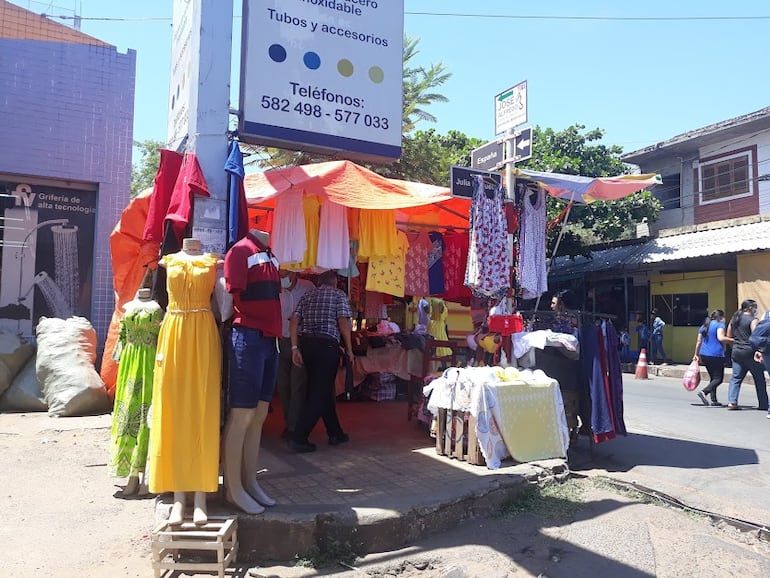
156, 460, 570, 562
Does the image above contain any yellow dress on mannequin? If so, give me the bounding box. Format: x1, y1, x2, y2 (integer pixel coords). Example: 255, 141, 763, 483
149, 252, 221, 493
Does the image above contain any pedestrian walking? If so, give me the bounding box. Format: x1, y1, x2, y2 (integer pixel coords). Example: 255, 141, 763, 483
635, 316, 651, 360
276, 269, 314, 440
289, 269, 353, 452
650, 309, 668, 364
693, 309, 731, 406
750, 313, 770, 418
725, 299, 767, 411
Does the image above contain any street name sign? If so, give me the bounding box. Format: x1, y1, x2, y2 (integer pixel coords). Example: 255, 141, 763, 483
494, 80, 527, 135
471, 140, 504, 171
450, 165, 502, 198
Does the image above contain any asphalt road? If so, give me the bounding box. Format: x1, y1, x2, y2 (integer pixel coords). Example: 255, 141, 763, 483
569, 373, 770, 527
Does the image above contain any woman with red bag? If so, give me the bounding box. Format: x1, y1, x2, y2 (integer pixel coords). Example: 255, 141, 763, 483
693, 309, 732, 406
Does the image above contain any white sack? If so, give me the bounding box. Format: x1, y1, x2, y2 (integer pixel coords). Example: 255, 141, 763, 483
0, 355, 46, 412
0, 331, 35, 399
36, 317, 111, 417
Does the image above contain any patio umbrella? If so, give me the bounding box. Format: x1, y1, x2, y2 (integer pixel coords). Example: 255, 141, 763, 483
225, 140, 249, 248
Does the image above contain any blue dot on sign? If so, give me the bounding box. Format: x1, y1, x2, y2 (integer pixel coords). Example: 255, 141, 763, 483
304, 52, 321, 70
269, 44, 287, 63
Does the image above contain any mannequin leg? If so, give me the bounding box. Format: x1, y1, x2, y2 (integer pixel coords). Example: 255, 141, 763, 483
169, 492, 186, 525
243, 401, 275, 507
122, 474, 140, 496
222, 407, 265, 514
193, 492, 208, 525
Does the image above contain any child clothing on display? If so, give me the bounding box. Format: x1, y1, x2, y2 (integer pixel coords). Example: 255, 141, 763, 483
442, 232, 472, 303
427, 232, 445, 295
404, 232, 431, 296
149, 251, 222, 494
428, 298, 452, 357
358, 209, 399, 259
365, 230, 408, 297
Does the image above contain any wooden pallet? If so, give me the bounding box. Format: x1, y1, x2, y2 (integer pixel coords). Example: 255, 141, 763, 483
151, 516, 238, 578
435, 408, 485, 466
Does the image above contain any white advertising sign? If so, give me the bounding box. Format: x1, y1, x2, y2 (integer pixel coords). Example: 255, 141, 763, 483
240, 0, 404, 161
495, 80, 527, 135
167, 0, 195, 149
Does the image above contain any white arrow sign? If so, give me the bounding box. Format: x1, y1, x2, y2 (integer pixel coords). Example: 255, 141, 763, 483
517, 138, 531, 151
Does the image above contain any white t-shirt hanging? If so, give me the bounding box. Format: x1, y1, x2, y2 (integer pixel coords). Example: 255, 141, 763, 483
271, 189, 307, 264
316, 200, 350, 269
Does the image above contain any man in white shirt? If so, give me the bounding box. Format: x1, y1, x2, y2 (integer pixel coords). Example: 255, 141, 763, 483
277, 270, 314, 439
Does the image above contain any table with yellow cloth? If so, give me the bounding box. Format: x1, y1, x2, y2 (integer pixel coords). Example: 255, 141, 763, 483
425, 367, 569, 469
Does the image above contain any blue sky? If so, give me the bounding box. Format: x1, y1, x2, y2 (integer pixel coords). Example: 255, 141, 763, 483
16, 0, 770, 156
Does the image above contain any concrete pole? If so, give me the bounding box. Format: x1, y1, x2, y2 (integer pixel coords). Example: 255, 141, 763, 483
168, 0, 233, 254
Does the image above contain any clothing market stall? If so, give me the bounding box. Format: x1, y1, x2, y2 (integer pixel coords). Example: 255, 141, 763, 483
243, 160, 660, 468
243, 160, 473, 404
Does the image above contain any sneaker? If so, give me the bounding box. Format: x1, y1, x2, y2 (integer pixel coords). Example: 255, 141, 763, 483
711, 401, 724, 407
328, 433, 350, 446
727, 403, 740, 411
289, 440, 317, 453
697, 392, 709, 406
766, 413, 770, 419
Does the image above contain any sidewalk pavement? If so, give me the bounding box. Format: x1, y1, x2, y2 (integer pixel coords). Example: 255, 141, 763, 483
624, 360, 757, 385
155, 400, 569, 563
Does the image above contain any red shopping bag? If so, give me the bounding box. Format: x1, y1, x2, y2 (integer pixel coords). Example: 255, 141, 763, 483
682, 358, 701, 391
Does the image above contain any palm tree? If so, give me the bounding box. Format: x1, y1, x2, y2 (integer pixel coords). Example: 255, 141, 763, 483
401, 36, 450, 135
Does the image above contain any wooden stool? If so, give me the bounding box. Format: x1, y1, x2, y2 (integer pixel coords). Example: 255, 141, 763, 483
151, 516, 238, 578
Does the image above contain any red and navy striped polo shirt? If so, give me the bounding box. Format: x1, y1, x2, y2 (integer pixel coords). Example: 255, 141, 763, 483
224, 233, 281, 336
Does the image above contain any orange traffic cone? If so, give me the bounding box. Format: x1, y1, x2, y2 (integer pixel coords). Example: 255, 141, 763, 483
635, 348, 649, 379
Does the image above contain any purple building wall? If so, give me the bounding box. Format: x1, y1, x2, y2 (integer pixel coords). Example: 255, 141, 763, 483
0, 38, 136, 349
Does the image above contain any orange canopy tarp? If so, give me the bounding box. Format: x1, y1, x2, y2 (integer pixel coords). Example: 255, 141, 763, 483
244, 160, 470, 229
99, 189, 160, 396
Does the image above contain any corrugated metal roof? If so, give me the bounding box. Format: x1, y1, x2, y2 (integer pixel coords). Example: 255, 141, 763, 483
631, 220, 770, 264
549, 219, 770, 276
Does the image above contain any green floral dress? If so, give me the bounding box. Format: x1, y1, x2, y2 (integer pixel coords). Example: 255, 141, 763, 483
109, 303, 163, 478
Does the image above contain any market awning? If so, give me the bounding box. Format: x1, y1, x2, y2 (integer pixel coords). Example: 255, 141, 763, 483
516, 169, 661, 203
244, 160, 471, 229
549, 218, 770, 276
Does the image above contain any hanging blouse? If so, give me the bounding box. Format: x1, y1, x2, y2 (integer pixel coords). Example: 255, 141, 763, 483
316, 200, 350, 269
464, 175, 509, 299
519, 187, 548, 300
404, 232, 431, 296
428, 232, 445, 295
271, 188, 307, 265
443, 233, 472, 303
365, 230, 408, 297
358, 209, 399, 259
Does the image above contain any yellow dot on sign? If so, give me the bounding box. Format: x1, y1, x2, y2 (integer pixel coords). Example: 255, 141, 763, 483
338, 59, 354, 77
369, 66, 384, 83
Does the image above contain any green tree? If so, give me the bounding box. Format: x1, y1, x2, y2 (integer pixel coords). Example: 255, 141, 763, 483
401, 36, 450, 134
518, 124, 662, 257
130, 139, 164, 197
374, 129, 482, 184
